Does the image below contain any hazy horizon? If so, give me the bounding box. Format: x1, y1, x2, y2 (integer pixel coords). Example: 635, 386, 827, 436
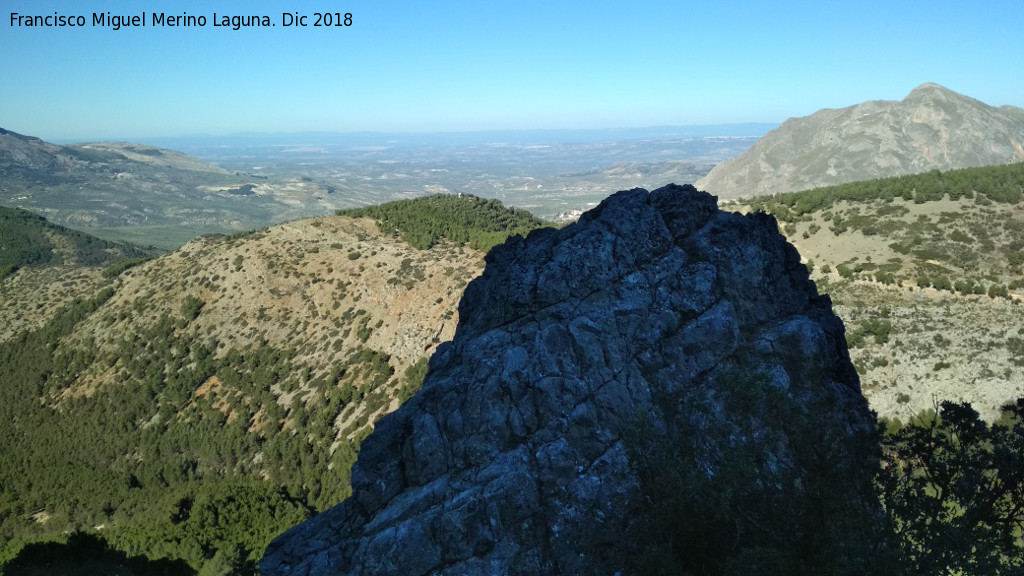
40, 122, 778, 147
2, 0, 1022, 141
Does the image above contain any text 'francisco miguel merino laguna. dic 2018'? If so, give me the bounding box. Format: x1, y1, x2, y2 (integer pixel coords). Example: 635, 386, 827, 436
9, 12, 352, 30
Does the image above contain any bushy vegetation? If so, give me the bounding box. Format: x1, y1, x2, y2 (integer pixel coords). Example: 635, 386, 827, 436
846, 318, 893, 348
180, 295, 206, 320
338, 193, 548, 252
630, 367, 1024, 576
738, 163, 1024, 357
1, 531, 193, 576
398, 357, 430, 402
878, 401, 1024, 575
101, 256, 154, 278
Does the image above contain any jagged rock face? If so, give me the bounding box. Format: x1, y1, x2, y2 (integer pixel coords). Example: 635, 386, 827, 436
261, 184, 890, 575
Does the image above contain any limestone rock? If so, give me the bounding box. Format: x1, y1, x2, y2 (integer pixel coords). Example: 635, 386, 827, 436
261, 184, 891, 575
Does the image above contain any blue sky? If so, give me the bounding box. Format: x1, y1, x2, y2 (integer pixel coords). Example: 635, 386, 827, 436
2, 0, 1021, 141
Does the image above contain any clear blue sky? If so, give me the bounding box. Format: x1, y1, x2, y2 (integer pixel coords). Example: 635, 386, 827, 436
2, 0, 1021, 141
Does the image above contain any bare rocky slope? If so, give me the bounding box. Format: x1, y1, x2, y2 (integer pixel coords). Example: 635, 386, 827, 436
697, 83, 1024, 198
261, 185, 892, 575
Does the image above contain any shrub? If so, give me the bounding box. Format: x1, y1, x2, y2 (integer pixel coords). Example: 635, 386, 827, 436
181, 295, 205, 320
398, 357, 430, 402
878, 401, 1024, 575
988, 284, 1009, 299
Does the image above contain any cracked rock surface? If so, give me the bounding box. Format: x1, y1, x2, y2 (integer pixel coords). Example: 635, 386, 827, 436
261, 184, 888, 575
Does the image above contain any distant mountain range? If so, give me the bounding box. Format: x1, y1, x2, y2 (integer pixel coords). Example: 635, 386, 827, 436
697, 83, 1024, 198
8, 82, 1024, 252
105, 124, 780, 150
1, 126, 766, 248
0, 128, 335, 249
0, 127, 230, 175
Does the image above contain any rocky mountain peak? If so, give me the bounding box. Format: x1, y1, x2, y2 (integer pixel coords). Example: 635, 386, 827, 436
261, 184, 892, 575
696, 84, 1024, 198
905, 82, 952, 99
902, 82, 993, 119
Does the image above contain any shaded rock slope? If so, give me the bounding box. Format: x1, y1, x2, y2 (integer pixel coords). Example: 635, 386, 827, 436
261, 184, 891, 575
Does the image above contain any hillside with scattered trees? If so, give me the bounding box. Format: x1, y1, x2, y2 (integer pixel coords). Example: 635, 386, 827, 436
729, 162, 1024, 420
0, 197, 545, 572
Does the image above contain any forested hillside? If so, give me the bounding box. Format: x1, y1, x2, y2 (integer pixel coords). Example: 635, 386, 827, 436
0, 289, 338, 572
0, 196, 544, 573
338, 193, 548, 251
0, 205, 154, 279
746, 162, 1024, 222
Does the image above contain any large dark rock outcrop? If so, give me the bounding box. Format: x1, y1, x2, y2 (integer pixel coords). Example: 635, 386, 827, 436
261, 184, 892, 575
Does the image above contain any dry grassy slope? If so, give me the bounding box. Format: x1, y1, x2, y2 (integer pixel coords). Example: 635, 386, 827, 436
61, 214, 484, 437
725, 195, 1024, 421
828, 281, 1024, 422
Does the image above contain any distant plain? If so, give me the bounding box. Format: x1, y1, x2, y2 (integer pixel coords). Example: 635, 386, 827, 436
2, 127, 771, 250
